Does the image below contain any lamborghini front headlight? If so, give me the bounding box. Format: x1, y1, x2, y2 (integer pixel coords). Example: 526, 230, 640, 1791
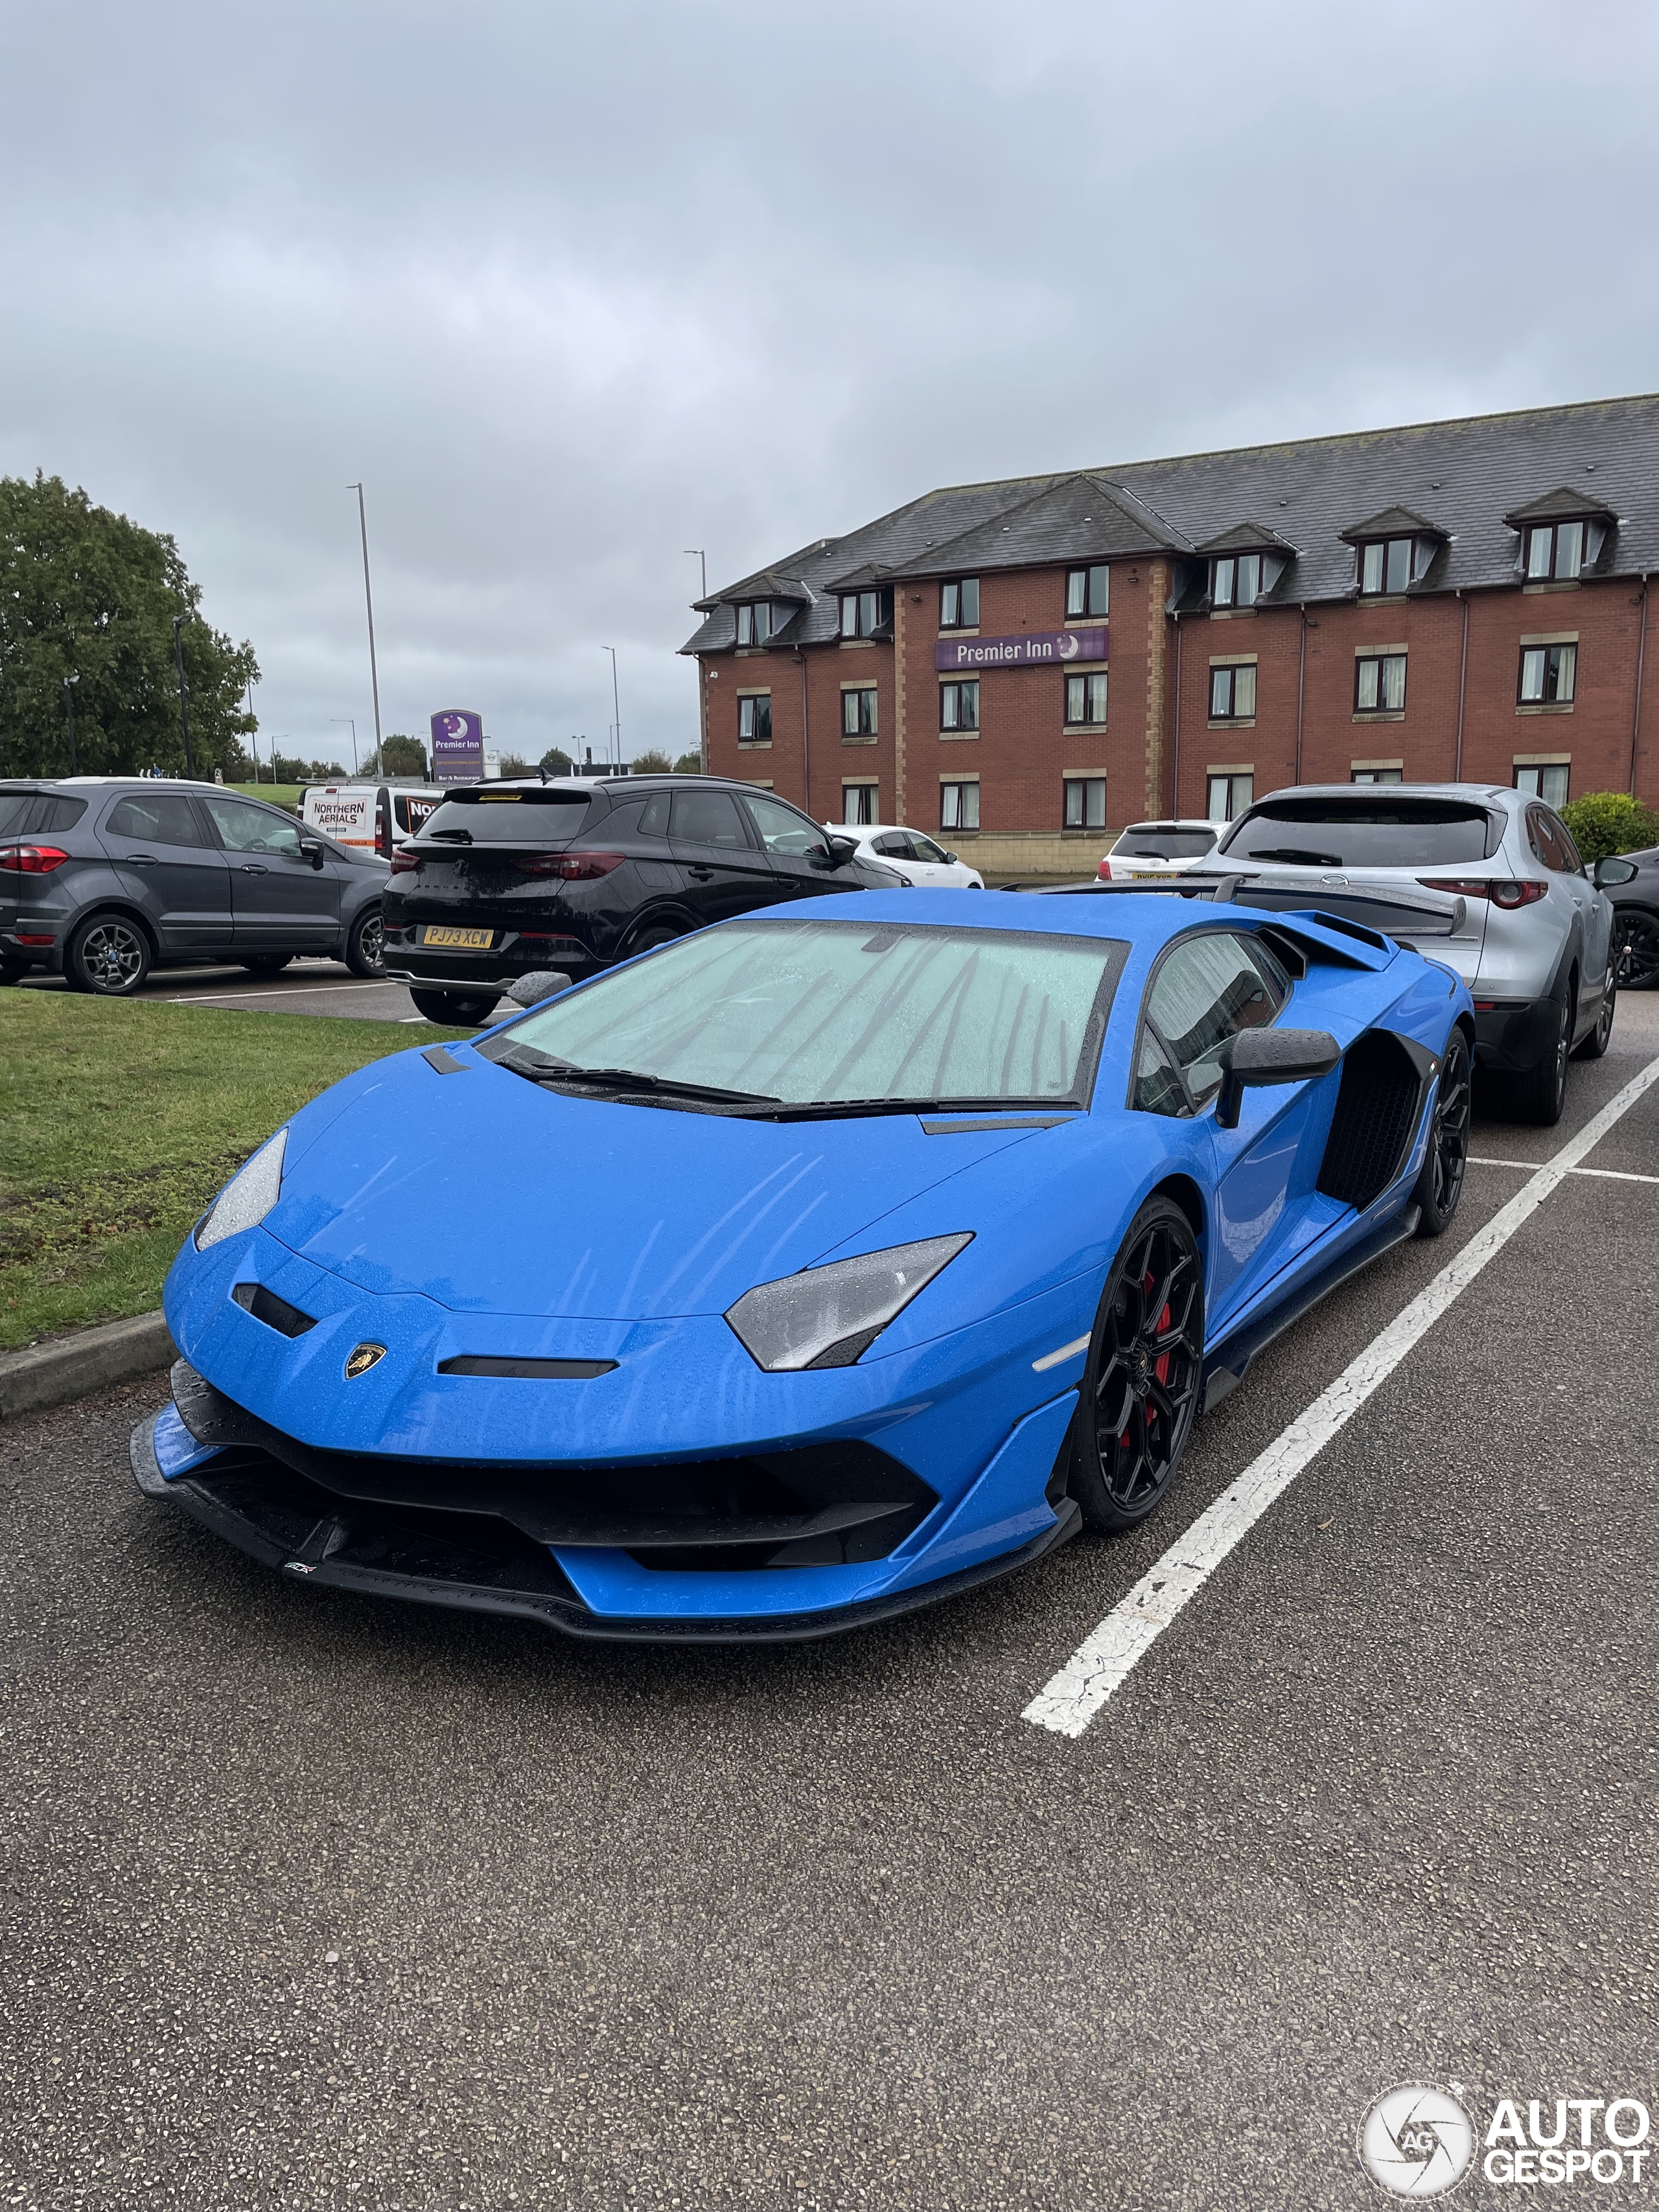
195, 1128, 288, 1250
725, 1233, 973, 1371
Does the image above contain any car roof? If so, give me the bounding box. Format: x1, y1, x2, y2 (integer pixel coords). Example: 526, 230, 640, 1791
1247, 782, 1514, 805
1115, 818, 1218, 832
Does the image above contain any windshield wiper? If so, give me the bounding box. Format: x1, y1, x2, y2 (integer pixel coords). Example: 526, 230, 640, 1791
429, 828, 474, 844
1246, 846, 1343, 867
755, 1094, 1079, 1123
537, 1065, 783, 1106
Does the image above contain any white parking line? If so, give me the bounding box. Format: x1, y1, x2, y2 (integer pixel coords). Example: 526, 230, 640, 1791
1022, 1051, 1659, 1739
1471, 1156, 1659, 1185
160, 981, 404, 1005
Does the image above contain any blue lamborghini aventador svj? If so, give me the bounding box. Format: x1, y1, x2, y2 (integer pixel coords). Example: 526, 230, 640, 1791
133, 886, 1473, 1640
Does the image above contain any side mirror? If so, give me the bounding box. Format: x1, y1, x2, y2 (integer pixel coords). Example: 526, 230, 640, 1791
1595, 855, 1639, 889
299, 837, 325, 870
822, 833, 859, 867
506, 970, 572, 1008
943, 852, 958, 865
1213, 1027, 1340, 1129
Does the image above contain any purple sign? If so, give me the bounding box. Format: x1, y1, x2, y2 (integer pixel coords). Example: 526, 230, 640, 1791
431, 708, 483, 784
934, 627, 1108, 672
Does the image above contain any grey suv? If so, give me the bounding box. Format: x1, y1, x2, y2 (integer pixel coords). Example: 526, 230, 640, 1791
0, 778, 388, 994
1217, 783, 1619, 1123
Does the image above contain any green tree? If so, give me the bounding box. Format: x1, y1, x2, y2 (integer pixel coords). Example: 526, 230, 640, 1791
631, 748, 674, 774
540, 745, 575, 774
362, 734, 428, 779
1559, 791, 1659, 864
0, 472, 259, 779
673, 751, 702, 774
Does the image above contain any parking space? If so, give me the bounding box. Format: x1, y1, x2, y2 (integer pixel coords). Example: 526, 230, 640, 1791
19, 959, 435, 1025
2, 1003, 1656, 2208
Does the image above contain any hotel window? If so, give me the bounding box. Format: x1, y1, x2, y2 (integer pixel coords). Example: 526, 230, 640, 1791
1207, 771, 1253, 822
940, 577, 979, 630
842, 687, 877, 736
1524, 520, 1605, 581
1355, 653, 1407, 712
940, 780, 980, 831
1065, 564, 1109, 619
735, 602, 775, 646
1063, 776, 1107, 830
1065, 671, 1108, 725
840, 588, 892, 639
1211, 553, 1262, 608
1209, 664, 1257, 720
737, 695, 772, 743
940, 679, 980, 732
1357, 537, 1416, 597
842, 784, 877, 825
1351, 767, 1403, 785
1515, 762, 1571, 806
1519, 643, 1576, 705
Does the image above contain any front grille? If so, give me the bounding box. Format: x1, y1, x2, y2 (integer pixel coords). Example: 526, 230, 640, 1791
171, 1361, 938, 1568
1316, 1030, 1422, 1210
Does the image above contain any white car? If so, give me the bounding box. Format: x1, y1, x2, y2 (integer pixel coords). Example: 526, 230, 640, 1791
300, 782, 446, 857
1097, 819, 1222, 880
828, 823, 985, 888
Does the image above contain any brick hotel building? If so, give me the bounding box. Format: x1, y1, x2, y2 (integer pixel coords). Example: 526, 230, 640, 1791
681, 394, 1659, 876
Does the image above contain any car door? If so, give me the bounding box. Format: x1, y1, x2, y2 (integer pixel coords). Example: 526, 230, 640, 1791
201, 793, 342, 950
739, 792, 861, 904
97, 789, 233, 953
903, 832, 964, 886
1537, 804, 1614, 1014
1135, 927, 1318, 1333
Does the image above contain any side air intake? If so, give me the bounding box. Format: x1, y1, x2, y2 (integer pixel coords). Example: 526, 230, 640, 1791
1316, 1031, 1422, 1211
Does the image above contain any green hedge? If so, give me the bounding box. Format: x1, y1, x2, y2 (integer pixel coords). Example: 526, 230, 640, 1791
1559, 792, 1659, 865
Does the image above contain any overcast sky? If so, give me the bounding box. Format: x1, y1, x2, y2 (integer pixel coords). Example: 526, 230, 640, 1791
5, 0, 1658, 770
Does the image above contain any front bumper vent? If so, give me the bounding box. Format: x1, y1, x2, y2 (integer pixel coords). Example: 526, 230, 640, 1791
231, 1283, 318, 1338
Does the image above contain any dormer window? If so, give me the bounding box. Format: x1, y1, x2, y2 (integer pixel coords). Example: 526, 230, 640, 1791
940, 577, 979, 630
840, 588, 892, 640
736, 602, 780, 646
1524, 519, 1605, 581
1212, 553, 1260, 608
1358, 537, 1417, 596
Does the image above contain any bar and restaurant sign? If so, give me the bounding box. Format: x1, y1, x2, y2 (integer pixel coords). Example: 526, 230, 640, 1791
431, 708, 485, 782
934, 627, 1108, 672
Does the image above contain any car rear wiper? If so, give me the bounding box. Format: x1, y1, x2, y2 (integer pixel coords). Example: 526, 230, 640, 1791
754, 1095, 1079, 1123
1244, 846, 1344, 866
428, 828, 474, 844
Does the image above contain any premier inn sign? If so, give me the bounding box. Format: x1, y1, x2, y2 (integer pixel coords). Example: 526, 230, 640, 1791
934, 626, 1108, 671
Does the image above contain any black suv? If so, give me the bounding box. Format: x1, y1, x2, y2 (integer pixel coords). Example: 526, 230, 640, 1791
383, 774, 903, 1022
0, 778, 389, 994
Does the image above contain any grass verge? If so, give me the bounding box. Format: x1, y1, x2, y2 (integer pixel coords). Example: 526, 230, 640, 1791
0, 993, 470, 1349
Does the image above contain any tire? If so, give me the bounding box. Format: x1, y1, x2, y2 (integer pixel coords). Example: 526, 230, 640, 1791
1500, 988, 1570, 1126
628, 924, 680, 957
1412, 1028, 1471, 1237
343, 905, 384, 979
238, 953, 293, 977
408, 986, 498, 1025
65, 911, 152, 997
1613, 907, 1659, 989
0, 957, 31, 988
1572, 981, 1616, 1062
1068, 1196, 1205, 1534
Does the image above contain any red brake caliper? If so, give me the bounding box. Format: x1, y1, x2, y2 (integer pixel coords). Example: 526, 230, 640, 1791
1120, 1268, 1173, 1450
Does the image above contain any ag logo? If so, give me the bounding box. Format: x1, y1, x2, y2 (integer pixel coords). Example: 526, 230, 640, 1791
1359, 2083, 1475, 2198
343, 1342, 388, 1379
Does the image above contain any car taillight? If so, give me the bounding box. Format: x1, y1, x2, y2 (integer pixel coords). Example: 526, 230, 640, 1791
513, 852, 626, 880
1419, 877, 1548, 908
0, 843, 71, 874
1096, 860, 1112, 880
389, 848, 419, 874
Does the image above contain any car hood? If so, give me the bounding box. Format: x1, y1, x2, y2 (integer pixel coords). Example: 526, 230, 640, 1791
263, 1043, 1049, 1320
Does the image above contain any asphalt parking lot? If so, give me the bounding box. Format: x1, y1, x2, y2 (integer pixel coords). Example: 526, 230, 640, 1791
3, 999, 1658, 2210
19, 959, 434, 1024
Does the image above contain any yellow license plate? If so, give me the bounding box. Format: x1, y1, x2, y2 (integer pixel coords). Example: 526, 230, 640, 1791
421, 926, 495, 949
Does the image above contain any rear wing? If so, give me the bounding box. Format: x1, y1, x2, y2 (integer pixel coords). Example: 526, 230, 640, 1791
1014, 870, 1466, 937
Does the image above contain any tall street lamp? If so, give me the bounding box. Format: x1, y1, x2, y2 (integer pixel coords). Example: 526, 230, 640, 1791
603, 646, 621, 770
171, 613, 195, 778
683, 549, 708, 601
331, 718, 359, 775
245, 675, 259, 784
347, 483, 383, 758
62, 673, 79, 775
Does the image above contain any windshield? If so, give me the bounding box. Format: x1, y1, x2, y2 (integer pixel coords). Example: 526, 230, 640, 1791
1111, 825, 1216, 859
501, 918, 1124, 1107
422, 792, 592, 844
1220, 798, 1496, 868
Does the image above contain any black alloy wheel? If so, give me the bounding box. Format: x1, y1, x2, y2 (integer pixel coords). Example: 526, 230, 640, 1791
1572, 981, 1617, 1062
1069, 1196, 1204, 1533
345, 905, 385, 979
65, 912, 151, 996
1413, 1028, 1472, 1237
1502, 988, 1570, 1127
408, 986, 498, 1025
1614, 908, 1659, 989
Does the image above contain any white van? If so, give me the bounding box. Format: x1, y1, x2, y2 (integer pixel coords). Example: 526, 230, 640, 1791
299, 783, 445, 857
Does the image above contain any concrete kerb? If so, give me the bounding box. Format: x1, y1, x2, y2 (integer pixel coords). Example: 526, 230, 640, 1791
0, 1312, 176, 1421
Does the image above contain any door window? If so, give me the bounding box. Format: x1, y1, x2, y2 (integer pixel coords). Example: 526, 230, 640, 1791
106, 793, 208, 845
669, 789, 750, 848
909, 835, 951, 865
741, 794, 831, 859
1526, 804, 1573, 872
203, 796, 305, 858
1139, 932, 1285, 1110
870, 832, 913, 859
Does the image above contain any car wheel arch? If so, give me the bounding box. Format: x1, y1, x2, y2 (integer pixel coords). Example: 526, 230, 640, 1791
73, 899, 159, 959
1147, 1172, 1206, 1246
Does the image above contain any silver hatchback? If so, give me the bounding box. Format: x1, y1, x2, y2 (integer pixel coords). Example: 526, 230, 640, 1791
1216, 783, 1619, 1123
